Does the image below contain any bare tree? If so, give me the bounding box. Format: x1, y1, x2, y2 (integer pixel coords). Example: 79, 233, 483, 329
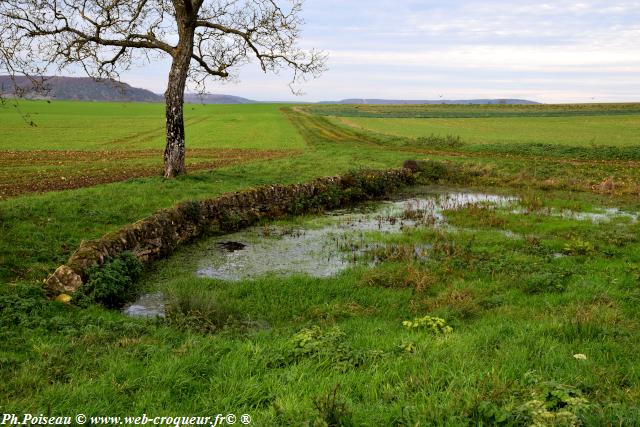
0, 0, 326, 177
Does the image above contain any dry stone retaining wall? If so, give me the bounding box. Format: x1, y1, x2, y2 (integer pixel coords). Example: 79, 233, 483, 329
45, 168, 414, 296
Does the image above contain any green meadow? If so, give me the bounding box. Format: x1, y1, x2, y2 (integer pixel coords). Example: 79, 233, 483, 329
330, 115, 640, 147
1, 101, 640, 425
1, 101, 305, 151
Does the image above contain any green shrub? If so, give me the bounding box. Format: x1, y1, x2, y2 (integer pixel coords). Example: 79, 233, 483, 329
0, 284, 49, 328
414, 160, 449, 182
178, 200, 204, 223
472, 381, 589, 426
75, 252, 143, 308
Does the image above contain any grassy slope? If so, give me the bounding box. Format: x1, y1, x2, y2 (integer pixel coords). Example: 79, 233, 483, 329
1, 103, 640, 424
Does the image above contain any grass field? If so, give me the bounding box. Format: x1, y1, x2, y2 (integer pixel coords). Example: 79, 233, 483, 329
1, 101, 305, 151
330, 115, 640, 147
1, 101, 640, 425
0, 101, 304, 198
311, 104, 640, 162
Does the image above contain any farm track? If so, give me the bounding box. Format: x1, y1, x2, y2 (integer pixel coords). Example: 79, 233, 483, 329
106, 116, 210, 147
0, 148, 299, 199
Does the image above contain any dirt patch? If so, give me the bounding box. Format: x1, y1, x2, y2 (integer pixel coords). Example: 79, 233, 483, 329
0, 148, 299, 199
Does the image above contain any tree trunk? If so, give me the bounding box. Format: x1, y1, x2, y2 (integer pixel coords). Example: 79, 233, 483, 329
163, 25, 195, 178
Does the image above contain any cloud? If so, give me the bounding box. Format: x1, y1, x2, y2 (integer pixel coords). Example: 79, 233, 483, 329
114, 0, 640, 102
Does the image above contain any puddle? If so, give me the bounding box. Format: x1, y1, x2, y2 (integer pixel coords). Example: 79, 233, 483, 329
195, 191, 515, 281
123, 292, 165, 318
559, 208, 638, 223
124, 189, 515, 317
512, 207, 638, 223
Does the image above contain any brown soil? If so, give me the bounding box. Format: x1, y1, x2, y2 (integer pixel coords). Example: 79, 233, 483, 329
0, 148, 299, 199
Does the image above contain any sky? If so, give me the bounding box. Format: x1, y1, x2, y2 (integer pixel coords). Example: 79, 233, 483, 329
118, 0, 640, 103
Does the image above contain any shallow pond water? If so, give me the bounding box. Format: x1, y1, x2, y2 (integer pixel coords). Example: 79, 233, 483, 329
124, 189, 515, 317
194, 191, 515, 281
123, 292, 166, 318
124, 188, 640, 318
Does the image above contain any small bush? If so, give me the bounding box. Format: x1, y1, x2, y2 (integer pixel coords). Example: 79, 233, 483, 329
0, 284, 49, 328
423, 288, 481, 320
472, 380, 589, 426
411, 159, 487, 185
75, 252, 143, 308
178, 200, 204, 223
359, 264, 435, 293
402, 159, 419, 172
415, 160, 450, 182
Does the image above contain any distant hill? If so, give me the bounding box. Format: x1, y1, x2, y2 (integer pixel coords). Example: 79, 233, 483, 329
0, 76, 163, 102
1, 75, 540, 105
0, 75, 260, 104
320, 98, 540, 105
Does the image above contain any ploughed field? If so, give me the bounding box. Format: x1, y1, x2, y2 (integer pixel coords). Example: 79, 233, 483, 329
1, 101, 640, 424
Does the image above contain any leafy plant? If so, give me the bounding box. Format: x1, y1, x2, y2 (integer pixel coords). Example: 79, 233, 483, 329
402, 315, 453, 335
563, 238, 596, 256
521, 382, 589, 426
473, 375, 589, 427
75, 252, 143, 308
164, 285, 242, 334
272, 326, 381, 372
523, 271, 571, 294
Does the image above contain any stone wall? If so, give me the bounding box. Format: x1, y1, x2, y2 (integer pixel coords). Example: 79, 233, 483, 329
45, 168, 414, 296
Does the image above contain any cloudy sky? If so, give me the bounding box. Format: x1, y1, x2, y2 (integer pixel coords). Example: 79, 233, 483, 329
121, 0, 640, 103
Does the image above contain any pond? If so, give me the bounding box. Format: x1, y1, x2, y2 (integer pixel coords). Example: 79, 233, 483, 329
123, 187, 515, 318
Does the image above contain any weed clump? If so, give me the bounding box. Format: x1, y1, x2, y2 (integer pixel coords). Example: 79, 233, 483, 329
0, 284, 49, 328
402, 159, 419, 172
402, 315, 453, 335
359, 264, 435, 292
271, 326, 381, 372
409, 159, 487, 185
74, 252, 143, 308
474, 380, 589, 426
523, 271, 572, 294
312, 384, 354, 427
164, 287, 241, 334
563, 238, 596, 256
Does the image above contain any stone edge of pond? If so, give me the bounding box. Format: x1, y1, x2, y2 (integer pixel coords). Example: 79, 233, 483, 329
44, 167, 415, 297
